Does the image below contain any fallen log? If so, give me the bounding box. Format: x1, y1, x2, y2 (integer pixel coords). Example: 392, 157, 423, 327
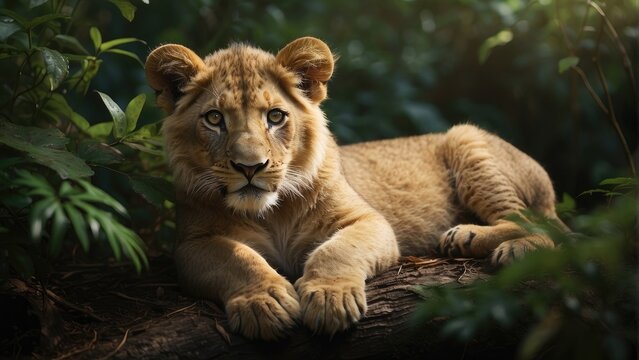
76, 257, 511, 360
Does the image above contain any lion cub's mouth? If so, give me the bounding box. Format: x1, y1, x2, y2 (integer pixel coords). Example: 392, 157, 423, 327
225, 183, 279, 213
233, 184, 269, 197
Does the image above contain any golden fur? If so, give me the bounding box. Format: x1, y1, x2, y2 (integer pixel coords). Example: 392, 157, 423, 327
145, 37, 561, 340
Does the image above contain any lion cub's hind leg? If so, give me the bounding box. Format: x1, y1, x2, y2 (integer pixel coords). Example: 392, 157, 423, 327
438, 125, 556, 265
439, 222, 554, 265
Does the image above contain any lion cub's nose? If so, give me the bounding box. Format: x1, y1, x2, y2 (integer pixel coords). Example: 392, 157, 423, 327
231, 160, 269, 181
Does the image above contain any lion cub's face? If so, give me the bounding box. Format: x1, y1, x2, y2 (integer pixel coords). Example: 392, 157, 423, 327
189, 49, 298, 212
145, 38, 334, 214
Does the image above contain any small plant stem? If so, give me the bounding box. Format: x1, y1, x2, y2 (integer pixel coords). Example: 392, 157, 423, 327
570, 66, 608, 114
64, 0, 83, 34
591, 15, 636, 176
588, 1, 636, 97
593, 61, 636, 176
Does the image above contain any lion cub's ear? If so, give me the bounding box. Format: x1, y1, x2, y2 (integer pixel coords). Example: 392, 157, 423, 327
276, 37, 335, 104
145, 44, 205, 114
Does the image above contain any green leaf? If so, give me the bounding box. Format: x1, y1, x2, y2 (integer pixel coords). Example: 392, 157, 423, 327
112, 223, 148, 272
42, 93, 90, 130
96, 91, 127, 139
50, 205, 68, 256
109, 0, 137, 21
123, 141, 164, 156
0, 9, 28, 28
26, 14, 67, 30
75, 179, 128, 217
99, 37, 145, 52
58, 181, 79, 197
14, 170, 56, 198
125, 93, 146, 132
555, 193, 576, 218
126, 120, 162, 141
0, 16, 22, 41
89, 26, 102, 52
54, 34, 90, 55
104, 48, 143, 66
29, 0, 50, 8
63, 203, 89, 251
129, 175, 174, 207
96, 213, 122, 260
479, 29, 513, 64
599, 177, 636, 186
85, 213, 100, 239
87, 122, 113, 138
29, 197, 56, 241
67, 57, 102, 95
558, 56, 579, 74
76, 139, 124, 165
0, 122, 93, 179
579, 189, 623, 197
39, 48, 69, 91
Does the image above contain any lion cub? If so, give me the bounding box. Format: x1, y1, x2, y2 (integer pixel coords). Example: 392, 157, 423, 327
145, 37, 560, 340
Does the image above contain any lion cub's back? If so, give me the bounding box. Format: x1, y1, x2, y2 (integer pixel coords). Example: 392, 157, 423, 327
339, 134, 458, 255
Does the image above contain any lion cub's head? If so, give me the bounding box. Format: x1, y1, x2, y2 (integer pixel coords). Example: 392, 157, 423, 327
145, 37, 334, 215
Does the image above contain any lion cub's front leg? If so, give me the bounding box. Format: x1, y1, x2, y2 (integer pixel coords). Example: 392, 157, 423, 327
175, 237, 300, 340
295, 211, 399, 335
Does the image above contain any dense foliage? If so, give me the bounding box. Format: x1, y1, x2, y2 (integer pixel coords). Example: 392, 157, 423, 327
414, 179, 637, 359
0, 0, 174, 280
0, 0, 636, 358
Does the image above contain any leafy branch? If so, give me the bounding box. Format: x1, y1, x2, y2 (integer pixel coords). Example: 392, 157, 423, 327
556, 0, 636, 176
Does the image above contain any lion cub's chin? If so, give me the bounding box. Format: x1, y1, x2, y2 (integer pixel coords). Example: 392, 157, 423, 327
225, 187, 279, 214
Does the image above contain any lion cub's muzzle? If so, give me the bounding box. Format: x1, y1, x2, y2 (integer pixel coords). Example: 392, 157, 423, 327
230, 160, 269, 182
224, 157, 280, 212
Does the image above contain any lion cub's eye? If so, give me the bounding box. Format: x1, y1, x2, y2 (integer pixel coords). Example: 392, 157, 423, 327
202, 110, 225, 129
266, 109, 287, 127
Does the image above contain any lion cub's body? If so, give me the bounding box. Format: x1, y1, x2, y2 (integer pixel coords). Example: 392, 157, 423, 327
145, 37, 561, 340
341, 131, 555, 255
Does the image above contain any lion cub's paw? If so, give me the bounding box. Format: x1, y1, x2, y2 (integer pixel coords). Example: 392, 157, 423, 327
295, 276, 366, 336
490, 239, 532, 266
225, 280, 300, 341
439, 225, 480, 257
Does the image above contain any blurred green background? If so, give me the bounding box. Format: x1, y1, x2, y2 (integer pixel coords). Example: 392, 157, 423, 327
74, 0, 637, 201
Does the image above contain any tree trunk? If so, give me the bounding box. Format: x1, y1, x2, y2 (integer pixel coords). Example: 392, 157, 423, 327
77, 257, 506, 360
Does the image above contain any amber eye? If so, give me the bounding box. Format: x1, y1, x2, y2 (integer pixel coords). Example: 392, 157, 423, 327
266, 108, 287, 126
203, 110, 224, 129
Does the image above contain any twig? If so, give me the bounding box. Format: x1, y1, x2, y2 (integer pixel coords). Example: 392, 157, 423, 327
588, 0, 636, 96
570, 66, 608, 114
97, 328, 130, 360
591, 12, 636, 176
165, 303, 197, 318
53, 330, 98, 360
125, 282, 178, 288
45, 289, 106, 322
215, 319, 232, 345
108, 291, 167, 307
457, 262, 470, 283
554, 0, 574, 54
593, 59, 636, 176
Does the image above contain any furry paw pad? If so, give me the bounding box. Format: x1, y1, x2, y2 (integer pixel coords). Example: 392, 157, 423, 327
439, 225, 477, 257
295, 276, 366, 336
490, 239, 532, 266
226, 281, 300, 341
